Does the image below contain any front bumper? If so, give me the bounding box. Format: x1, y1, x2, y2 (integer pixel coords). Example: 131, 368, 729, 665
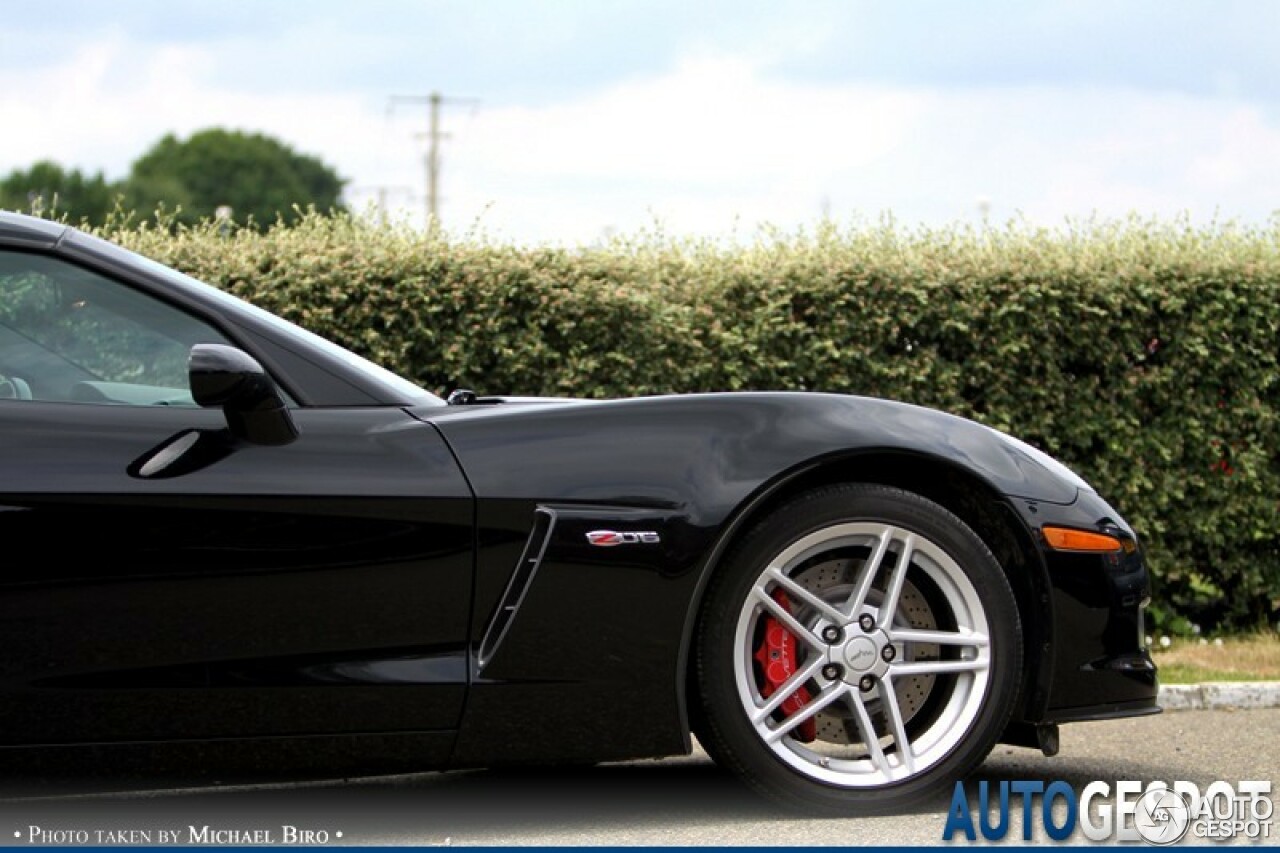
1019, 488, 1159, 722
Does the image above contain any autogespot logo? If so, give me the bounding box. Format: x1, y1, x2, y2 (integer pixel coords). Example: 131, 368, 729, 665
1133, 788, 1192, 845
943, 779, 1273, 844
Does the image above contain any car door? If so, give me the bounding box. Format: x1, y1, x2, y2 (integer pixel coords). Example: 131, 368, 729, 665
0, 249, 473, 744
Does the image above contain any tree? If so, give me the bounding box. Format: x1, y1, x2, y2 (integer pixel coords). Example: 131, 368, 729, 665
0, 161, 119, 224
124, 128, 346, 226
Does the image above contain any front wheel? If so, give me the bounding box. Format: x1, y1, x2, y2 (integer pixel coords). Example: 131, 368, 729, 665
695, 483, 1022, 814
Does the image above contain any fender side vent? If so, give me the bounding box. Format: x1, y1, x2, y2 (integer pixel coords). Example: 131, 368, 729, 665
478, 507, 556, 670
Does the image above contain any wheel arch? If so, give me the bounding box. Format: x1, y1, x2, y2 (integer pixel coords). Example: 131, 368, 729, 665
678, 449, 1055, 744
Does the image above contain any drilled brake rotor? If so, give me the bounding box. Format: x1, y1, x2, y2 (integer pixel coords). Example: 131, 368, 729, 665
792, 557, 939, 745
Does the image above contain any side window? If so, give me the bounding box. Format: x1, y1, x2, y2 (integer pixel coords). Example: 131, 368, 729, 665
0, 252, 231, 406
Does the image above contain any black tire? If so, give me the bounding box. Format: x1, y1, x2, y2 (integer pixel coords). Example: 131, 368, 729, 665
695, 483, 1021, 815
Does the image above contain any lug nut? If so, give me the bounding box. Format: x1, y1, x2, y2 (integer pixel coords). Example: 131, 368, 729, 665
821, 625, 842, 644
858, 674, 876, 693
858, 614, 875, 632
822, 663, 843, 681
881, 645, 896, 662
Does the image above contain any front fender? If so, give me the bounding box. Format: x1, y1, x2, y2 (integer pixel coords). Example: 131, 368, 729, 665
417, 392, 1091, 764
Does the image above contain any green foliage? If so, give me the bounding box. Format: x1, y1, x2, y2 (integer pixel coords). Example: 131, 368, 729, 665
99, 213, 1280, 631
1, 129, 345, 229
126, 129, 345, 227
0, 161, 118, 224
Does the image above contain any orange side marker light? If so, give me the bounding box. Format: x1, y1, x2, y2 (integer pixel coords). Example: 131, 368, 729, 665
1042, 525, 1124, 553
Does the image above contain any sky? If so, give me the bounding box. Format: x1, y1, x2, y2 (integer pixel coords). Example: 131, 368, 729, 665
3, 0, 1279, 244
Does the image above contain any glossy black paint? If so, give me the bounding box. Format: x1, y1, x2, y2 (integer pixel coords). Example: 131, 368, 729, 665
0, 212, 1156, 773
189, 343, 299, 445
1036, 490, 1157, 719
415, 395, 1156, 764
0, 401, 471, 743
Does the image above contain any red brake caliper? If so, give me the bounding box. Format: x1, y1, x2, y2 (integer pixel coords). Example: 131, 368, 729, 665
753, 589, 816, 742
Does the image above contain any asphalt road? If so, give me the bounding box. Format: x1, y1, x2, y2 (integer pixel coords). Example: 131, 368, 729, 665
1, 709, 1276, 846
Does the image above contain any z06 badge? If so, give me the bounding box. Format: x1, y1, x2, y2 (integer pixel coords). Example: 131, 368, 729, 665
585, 530, 661, 546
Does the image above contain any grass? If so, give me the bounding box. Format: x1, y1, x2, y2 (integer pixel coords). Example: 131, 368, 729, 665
1151, 632, 1280, 684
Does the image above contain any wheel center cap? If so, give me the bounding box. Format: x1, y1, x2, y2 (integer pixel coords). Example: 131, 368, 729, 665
843, 636, 878, 671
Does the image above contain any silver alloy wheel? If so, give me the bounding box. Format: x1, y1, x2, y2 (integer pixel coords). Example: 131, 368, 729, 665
732, 521, 991, 788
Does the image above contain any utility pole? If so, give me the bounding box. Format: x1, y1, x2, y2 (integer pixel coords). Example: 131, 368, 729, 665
350, 185, 416, 225
387, 91, 478, 230
426, 92, 440, 226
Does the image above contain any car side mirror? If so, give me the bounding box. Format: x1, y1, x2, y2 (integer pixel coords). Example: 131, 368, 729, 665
189, 344, 298, 446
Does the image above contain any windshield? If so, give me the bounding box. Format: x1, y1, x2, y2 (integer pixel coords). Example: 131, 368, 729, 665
79, 234, 445, 407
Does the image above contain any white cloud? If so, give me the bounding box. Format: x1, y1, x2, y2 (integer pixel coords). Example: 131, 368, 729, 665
443, 68, 1280, 241
0, 35, 390, 186
441, 57, 928, 239
4, 41, 1280, 243
1185, 106, 1280, 194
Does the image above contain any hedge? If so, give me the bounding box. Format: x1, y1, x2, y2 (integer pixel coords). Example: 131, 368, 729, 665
99, 213, 1279, 632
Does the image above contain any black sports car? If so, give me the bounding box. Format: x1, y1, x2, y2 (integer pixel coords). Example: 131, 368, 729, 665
0, 211, 1156, 814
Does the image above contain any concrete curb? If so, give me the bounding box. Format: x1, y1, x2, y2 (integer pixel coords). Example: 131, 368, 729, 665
1158, 681, 1280, 711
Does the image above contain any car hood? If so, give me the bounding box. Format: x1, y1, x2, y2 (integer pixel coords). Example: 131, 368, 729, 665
410, 391, 1087, 506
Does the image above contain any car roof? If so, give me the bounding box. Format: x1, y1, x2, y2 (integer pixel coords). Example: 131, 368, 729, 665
0, 211, 68, 249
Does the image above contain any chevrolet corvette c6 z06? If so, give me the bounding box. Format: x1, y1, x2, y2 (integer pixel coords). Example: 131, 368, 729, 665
0, 211, 1156, 814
